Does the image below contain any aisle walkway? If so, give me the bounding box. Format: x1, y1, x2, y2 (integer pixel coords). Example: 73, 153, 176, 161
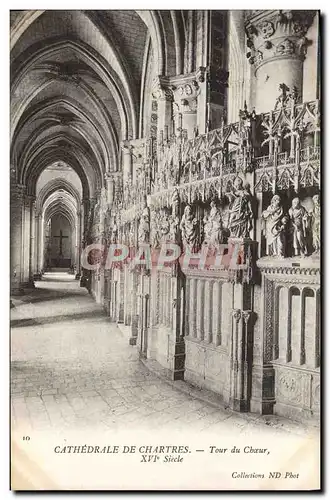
11, 273, 314, 437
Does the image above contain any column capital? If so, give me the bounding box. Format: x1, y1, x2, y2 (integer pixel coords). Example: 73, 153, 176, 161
245, 10, 316, 70
232, 308, 242, 323
120, 140, 133, 153
24, 193, 36, 203
152, 76, 175, 102
170, 69, 206, 115
242, 310, 252, 325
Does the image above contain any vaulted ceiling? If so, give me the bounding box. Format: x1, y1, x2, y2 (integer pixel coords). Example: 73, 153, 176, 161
10, 10, 186, 198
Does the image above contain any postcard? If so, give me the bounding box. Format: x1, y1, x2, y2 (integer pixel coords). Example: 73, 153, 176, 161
10, 9, 320, 490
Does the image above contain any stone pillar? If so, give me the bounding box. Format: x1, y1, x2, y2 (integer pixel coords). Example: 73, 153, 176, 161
75, 210, 82, 278
169, 273, 185, 380
21, 194, 34, 289
245, 10, 316, 113
10, 185, 25, 295
80, 198, 94, 290
130, 271, 139, 345
229, 300, 253, 412
196, 279, 205, 341
137, 272, 151, 357
250, 275, 275, 415
172, 75, 201, 139
123, 265, 131, 326
121, 143, 133, 183
226, 237, 257, 412
33, 210, 41, 279
228, 11, 249, 122
152, 71, 206, 140
207, 11, 229, 130
40, 215, 45, 273
194, 11, 209, 133
152, 77, 174, 144
28, 198, 36, 285
81, 198, 89, 245
10, 189, 35, 292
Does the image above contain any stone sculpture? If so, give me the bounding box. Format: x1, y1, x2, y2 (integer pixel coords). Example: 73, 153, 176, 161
169, 214, 180, 244
262, 195, 288, 257
203, 200, 224, 247
110, 218, 118, 244
180, 205, 199, 249
311, 194, 320, 254
288, 197, 309, 256
138, 198, 150, 245
227, 177, 254, 238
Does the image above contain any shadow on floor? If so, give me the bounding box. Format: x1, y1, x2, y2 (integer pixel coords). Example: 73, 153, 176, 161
13, 290, 89, 305
11, 309, 108, 328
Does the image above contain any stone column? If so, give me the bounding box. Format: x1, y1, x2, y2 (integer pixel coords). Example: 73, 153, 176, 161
75, 210, 82, 278
229, 308, 253, 412
10, 184, 25, 295
245, 10, 316, 113
81, 198, 89, 246
123, 265, 132, 326
33, 210, 40, 279
21, 194, 34, 289
170, 69, 206, 139
28, 197, 36, 285
152, 77, 174, 145
80, 198, 94, 290
250, 275, 275, 415
130, 271, 139, 345
40, 215, 46, 273
195, 11, 209, 133
169, 273, 185, 380
121, 143, 133, 183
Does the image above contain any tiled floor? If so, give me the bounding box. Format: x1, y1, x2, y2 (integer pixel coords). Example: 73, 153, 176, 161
11, 273, 316, 438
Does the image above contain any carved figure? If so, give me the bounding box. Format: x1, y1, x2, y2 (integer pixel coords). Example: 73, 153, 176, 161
311, 194, 320, 254
110, 218, 118, 244
289, 198, 309, 256
227, 177, 254, 238
159, 210, 170, 242
138, 198, 150, 245
128, 223, 135, 248
171, 188, 180, 216
203, 201, 224, 246
180, 205, 199, 249
169, 214, 180, 244
262, 195, 288, 257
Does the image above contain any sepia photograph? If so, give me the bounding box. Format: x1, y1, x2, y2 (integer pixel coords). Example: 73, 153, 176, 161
9, 8, 321, 491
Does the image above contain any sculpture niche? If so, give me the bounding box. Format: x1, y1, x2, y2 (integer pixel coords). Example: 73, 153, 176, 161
180, 205, 199, 251
203, 201, 225, 248
311, 194, 320, 254
138, 198, 150, 245
226, 177, 254, 239
289, 197, 309, 257
262, 195, 288, 257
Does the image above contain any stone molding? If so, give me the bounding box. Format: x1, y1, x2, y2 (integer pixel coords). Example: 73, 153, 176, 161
245, 10, 316, 70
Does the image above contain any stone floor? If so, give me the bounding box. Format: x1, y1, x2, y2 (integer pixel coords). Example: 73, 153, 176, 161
11, 272, 317, 437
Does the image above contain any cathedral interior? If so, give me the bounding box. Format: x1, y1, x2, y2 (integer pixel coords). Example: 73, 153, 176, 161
10, 10, 320, 424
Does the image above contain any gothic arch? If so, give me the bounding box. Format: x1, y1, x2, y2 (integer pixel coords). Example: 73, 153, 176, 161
36, 178, 81, 215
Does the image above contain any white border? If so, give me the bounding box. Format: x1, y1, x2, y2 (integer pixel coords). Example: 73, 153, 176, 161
3, 2, 327, 498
